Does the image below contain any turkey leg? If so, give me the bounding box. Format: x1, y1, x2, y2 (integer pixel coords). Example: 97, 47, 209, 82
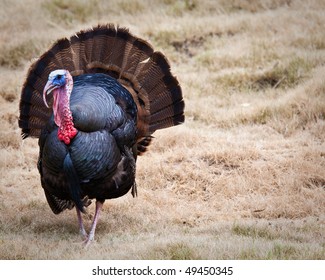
84, 200, 104, 246
76, 207, 88, 239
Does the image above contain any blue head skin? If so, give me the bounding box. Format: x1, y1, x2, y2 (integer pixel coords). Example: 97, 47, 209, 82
43, 69, 68, 108
42, 69, 76, 144
51, 72, 66, 87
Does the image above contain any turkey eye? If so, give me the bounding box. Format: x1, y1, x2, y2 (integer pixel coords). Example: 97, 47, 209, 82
57, 75, 62, 79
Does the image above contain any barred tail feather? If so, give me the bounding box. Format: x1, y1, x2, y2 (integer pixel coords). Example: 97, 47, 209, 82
19, 24, 184, 153
44, 189, 74, 215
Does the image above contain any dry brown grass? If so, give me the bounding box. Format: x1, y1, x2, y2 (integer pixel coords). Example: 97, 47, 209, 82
0, 0, 324, 259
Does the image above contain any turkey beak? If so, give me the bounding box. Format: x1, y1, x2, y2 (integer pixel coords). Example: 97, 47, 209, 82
43, 81, 57, 108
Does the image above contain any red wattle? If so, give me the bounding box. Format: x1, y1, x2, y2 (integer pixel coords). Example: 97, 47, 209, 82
52, 73, 77, 145
58, 124, 78, 145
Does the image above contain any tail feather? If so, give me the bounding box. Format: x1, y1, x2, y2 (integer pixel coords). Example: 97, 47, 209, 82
148, 75, 182, 112
106, 27, 131, 71
150, 100, 185, 125
49, 38, 73, 70
121, 37, 153, 76
149, 113, 184, 132
150, 115, 185, 133
70, 33, 85, 71
136, 136, 153, 155
19, 24, 184, 153
44, 189, 74, 214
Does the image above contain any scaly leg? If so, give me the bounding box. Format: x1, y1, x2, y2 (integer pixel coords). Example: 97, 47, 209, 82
84, 200, 104, 246
76, 207, 88, 240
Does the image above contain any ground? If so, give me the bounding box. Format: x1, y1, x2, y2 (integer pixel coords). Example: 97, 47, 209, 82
0, 0, 324, 259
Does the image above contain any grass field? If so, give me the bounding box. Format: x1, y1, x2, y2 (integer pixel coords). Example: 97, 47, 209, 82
0, 0, 324, 259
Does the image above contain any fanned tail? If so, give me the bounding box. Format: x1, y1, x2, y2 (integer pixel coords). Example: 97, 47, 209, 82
19, 24, 185, 154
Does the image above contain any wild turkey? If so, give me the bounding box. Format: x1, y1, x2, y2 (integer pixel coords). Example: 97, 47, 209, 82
18, 24, 184, 245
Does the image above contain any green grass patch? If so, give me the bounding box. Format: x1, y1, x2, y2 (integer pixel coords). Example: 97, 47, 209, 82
241, 107, 273, 125
43, 0, 100, 25
196, 40, 280, 72
214, 56, 314, 92
148, 29, 180, 50
117, 0, 144, 14
239, 248, 260, 259
149, 242, 199, 260
0, 40, 42, 69
256, 57, 314, 89
220, 0, 291, 14
266, 244, 298, 259
166, 0, 198, 16
232, 224, 278, 240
